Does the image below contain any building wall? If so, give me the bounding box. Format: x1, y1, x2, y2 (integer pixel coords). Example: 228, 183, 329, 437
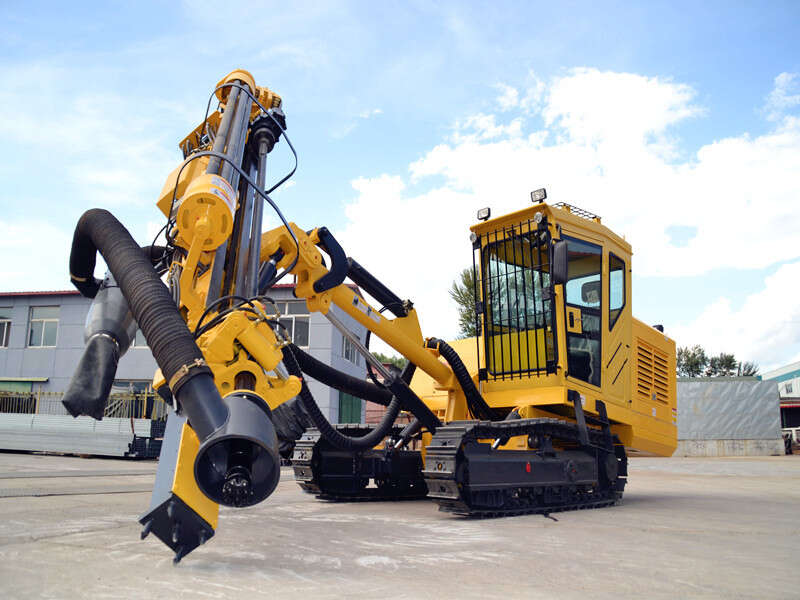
0, 293, 158, 404
760, 361, 800, 429
0, 288, 367, 423
675, 378, 783, 456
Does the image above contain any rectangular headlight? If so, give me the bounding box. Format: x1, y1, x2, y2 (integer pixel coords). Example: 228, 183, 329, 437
531, 188, 547, 203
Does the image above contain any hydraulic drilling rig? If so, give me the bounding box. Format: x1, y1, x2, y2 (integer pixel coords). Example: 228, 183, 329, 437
62, 69, 677, 563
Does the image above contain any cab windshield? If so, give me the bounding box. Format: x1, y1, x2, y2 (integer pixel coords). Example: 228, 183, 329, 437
480, 225, 556, 378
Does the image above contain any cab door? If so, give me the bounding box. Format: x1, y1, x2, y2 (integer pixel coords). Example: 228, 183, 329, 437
563, 236, 602, 388
603, 249, 632, 405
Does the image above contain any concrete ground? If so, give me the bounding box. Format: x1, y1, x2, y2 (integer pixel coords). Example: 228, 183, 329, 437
0, 452, 798, 599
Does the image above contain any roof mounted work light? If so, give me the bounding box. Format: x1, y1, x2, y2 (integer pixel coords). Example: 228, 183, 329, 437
531, 188, 547, 203
477, 207, 491, 221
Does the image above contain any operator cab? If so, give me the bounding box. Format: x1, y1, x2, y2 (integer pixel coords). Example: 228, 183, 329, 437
470, 197, 632, 399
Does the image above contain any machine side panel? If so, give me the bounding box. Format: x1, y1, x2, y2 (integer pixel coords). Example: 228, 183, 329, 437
626, 318, 677, 455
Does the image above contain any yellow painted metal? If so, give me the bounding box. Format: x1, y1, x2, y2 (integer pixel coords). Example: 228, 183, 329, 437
172, 422, 219, 530
486, 327, 549, 374
196, 307, 301, 410
162, 68, 676, 499
216, 69, 257, 103
330, 286, 455, 388
565, 306, 583, 334
176, 111, 221, 158
175, 173, 236, 250
259, 222, 457, 389
253, 86, 282, 116
408, 202, 677, 456
156, 154, 210, 219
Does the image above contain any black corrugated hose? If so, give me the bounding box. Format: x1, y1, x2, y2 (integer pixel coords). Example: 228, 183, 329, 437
290, 344, 395, 406
426, 337, 500, 421
281, 346, 415, 451
69, 209, 222, 434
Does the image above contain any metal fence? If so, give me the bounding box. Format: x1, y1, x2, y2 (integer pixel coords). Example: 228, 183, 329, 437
0, 390, 169, 421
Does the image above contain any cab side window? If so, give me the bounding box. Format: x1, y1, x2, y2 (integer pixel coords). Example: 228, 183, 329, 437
609, 253, 625, 330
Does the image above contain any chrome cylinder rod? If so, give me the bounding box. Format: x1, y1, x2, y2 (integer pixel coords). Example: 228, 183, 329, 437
243, 142, 268, 297
232, 160, 257, 297
206, 87, 239, 176
324, 310, 394, 381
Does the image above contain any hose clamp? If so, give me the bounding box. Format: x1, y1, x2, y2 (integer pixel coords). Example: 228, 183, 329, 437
168, 358, 209, 391
89, 332, 120, 353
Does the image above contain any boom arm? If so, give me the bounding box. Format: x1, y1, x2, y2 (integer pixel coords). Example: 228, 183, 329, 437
259, 223, 456, 389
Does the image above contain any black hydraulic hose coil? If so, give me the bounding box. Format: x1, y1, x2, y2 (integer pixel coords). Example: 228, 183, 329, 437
69, 209, 213, 395
426, 337, 499, 421
289, 344, 394, 406
281, 346, 414, 451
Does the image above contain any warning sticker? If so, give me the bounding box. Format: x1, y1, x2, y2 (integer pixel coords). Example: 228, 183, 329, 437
210, 176, 235, 214
210, 188, 235, 214
353, 297, 381, 323
211, 175, 234, 198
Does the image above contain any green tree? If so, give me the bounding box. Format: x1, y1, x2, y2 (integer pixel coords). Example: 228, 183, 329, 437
676, 345, 708, 377
449, 267, 478, 338
737, 361, 760, 377
705, 352, 738, 376
372, 352, 408, 369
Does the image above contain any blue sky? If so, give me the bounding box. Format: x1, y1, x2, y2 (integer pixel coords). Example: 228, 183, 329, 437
1, 1, 799, 369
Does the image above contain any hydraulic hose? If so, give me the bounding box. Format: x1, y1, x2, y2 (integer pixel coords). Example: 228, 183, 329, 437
69, 209, 219, 429
281, 346, 416, 451
289, 344, 394, 406
426, 337, 500, 421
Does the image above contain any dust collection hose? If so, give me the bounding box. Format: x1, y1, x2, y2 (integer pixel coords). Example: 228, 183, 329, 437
282, 346, 435, 450
70, 209, 216, 410
426, 337, 500, 421
69, 209, 280, 507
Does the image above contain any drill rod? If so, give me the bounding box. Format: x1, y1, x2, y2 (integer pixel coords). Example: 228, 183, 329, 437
244, 144, 268, 297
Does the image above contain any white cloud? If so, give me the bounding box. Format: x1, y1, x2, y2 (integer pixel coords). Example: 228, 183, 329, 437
358, 108, 383, 119
449, 113, 524, 142
331, 108, 383, 138
338, 68, 800, 353
0, 61, 183, 209
763, 72, 800, 122
0, 220, 73, 291
670, 261, 800, 370
543, 68, 702, 145
494, 83, 519, 111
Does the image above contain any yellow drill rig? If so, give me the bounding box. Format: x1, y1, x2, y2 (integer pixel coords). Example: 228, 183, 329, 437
62, 69, 677, 562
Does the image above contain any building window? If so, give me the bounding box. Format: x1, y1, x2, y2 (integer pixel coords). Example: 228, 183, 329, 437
342, 335, 360, 365
338, 391, 362, 424
266, 301, 310, 347
786, 382, 793, 394
28, 306, 59, 347
0, 308, 11, 347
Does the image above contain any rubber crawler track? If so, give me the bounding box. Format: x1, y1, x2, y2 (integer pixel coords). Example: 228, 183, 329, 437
291, 419, 628, 516
423, 418, 627, 517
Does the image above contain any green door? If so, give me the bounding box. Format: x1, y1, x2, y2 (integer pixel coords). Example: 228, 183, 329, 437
338, 391, 362, 424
